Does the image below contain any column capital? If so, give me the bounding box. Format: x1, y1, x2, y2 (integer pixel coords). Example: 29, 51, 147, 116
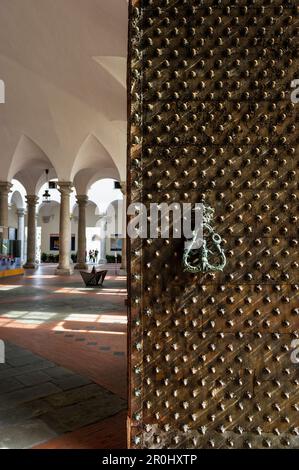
25, 195, 39, 206
120, 181, 126, 196
0, 181, 12, 195
57, 182, 73, 195
17, 208, 25, 217
76, 195, 89, 206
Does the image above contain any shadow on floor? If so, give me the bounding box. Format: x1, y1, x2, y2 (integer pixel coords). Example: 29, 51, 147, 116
0, 342, 126, 449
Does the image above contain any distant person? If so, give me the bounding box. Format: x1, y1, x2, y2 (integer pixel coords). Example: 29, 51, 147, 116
89, 250, 93, 263
94, 249, 99, 264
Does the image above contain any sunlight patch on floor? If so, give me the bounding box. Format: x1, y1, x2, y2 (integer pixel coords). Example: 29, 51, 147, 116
0, 285, 22, 291
62, 313, 101, 322
53, 288, 89, 295
2, 311, 58, 320
0, 311, 60, 326
101, 288, 127, 293
27, 275, 57, 279
53, 287, 127, 296
98, 314, 127, 324
0, 311, 127, 326
62, 313, 127, 324
53, 323, 126, 335
96, 292, 126, 296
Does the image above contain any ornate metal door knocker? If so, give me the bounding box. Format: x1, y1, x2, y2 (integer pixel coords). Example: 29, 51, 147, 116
183, 204, 226, 273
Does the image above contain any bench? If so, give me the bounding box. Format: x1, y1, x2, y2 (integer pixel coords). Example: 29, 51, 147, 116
80, 268, 108, 287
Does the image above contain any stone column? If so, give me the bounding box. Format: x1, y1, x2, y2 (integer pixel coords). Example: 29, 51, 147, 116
23, 195, 38, 269
0, 182, 12, 240
75, 195, 88, 270
17, 208, 25, 263
120, 181, 127, 271
99, 217, 107, 263
55, 182, 73, 275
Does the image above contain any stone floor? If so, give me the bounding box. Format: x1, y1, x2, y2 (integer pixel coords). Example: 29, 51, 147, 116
0, 264, 127, 449
0, 342, 126, 449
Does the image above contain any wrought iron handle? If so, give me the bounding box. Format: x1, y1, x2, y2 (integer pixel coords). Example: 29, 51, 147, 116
183, 204, 226, 273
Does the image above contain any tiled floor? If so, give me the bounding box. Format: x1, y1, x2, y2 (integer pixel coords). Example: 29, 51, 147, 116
0, 264, 128, 449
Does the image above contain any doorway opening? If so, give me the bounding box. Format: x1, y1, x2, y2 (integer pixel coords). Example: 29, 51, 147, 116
0, 1, 128, 449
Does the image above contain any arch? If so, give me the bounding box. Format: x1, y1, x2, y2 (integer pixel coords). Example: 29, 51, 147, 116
37, 183, 61, 212
72, 134, 120, 195
10, 190, 25, 210
87, 178, 123, 216
8, 179, 27, 208
105, 198, 124, 239
37, 181, 77, 217
38, 199, 60, 212
71, 199, 99, 215
72, 200, 101, 226
35, 170, 58, 196
37, 200, 60, 226
9, 135, 57, 195
89, 169, 120, 188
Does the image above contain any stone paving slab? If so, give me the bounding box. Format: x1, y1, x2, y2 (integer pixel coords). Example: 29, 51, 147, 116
7, 354, 51, 368
0, 377, 23, 394
0, 420, 58, 449
0, 383, 62, 410
4, 348, 36, 359
17, 371, 53, 387
45, 384, 103, 408
0, 342, 126, 448
43, 366, 74, 379
41, 395, 125, 434
0, 361, 56, 379
50, 375, 92, 391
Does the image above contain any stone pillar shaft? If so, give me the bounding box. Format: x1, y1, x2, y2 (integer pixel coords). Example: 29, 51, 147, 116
0, 182, 12, 240
24, 196, 38, 269
17, 209, 25, 263
99, 217, 107, 263
55, 182, 73, 275
120, 182, 127, 272
75, 195, 88, 270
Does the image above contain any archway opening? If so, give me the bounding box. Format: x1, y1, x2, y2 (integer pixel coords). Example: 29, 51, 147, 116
85, 178, 124, 269
0, 179, 27, 270
0, 0, 128, 450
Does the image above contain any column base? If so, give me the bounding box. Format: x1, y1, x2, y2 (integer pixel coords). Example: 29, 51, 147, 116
23, 262, 37, 270
74, 263, 88, 270
55, 267, 74, 276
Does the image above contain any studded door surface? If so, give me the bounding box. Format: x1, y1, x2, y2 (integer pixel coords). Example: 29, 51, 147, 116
128, 0, 299, 449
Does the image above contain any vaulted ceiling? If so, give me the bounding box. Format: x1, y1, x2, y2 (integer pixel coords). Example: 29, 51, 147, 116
0, 0, 128, 194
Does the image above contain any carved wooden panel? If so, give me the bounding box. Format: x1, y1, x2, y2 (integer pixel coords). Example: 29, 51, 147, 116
128, 0, 299, 448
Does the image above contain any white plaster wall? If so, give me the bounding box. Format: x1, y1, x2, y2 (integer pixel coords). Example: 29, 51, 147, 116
38, 203, 60, 255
